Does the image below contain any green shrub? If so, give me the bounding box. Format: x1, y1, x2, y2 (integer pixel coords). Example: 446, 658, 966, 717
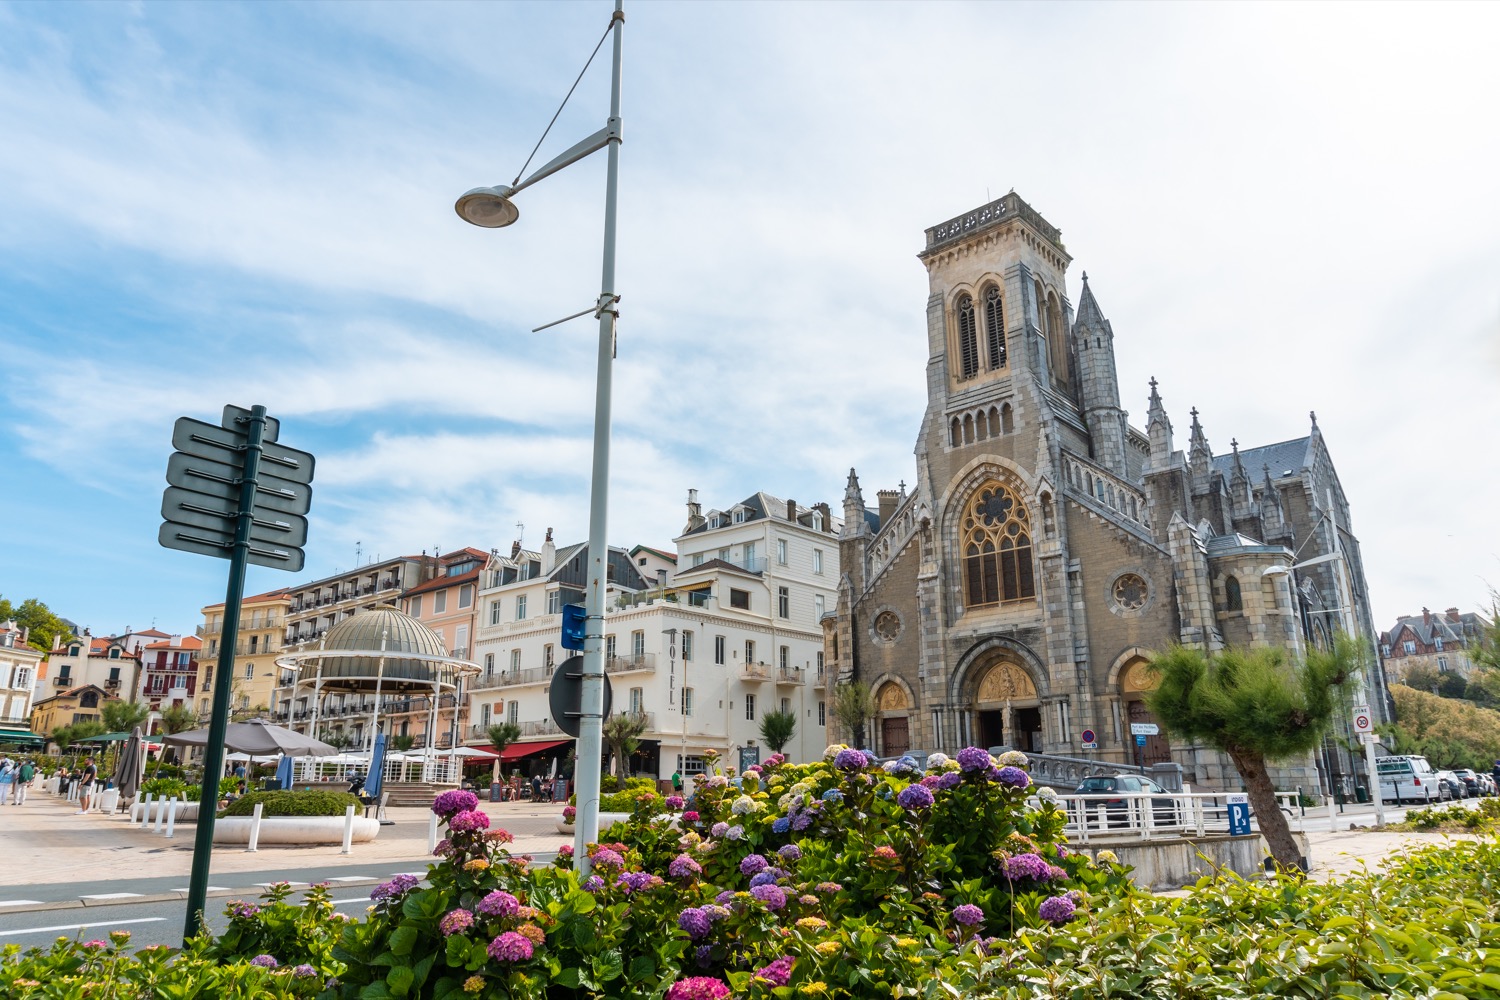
221, 790, 362, 818
141, 777, 195, 799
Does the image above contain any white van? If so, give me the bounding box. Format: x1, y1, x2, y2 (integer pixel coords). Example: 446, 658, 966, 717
1376, 755, 1440, 804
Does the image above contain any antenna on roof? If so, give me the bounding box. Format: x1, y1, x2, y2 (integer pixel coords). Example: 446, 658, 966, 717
356, 540, 363, 566
516, 521, 525, 548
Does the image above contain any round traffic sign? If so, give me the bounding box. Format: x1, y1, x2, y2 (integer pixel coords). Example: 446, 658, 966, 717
1080, 728, 1096, 744
1355, 714, 1370, 731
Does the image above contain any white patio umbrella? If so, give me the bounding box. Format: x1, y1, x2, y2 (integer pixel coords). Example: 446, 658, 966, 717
439, 746, 498, 759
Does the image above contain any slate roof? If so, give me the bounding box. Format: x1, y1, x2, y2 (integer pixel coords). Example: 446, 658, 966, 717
1381, 611, 1491, 648
1210, 437, 1312, 480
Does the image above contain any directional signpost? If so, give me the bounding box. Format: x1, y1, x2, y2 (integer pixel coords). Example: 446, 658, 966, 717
159, 404, 314, 941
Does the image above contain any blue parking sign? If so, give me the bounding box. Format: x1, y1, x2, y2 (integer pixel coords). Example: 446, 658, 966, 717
1226, 794, 1251, 836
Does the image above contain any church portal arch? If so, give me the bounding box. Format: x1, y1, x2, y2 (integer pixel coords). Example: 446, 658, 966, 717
952, 641, 1046, 754
1119, 655, 1172, 767
869, 674, 915, 759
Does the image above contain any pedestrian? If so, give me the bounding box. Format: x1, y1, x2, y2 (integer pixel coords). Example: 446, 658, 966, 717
77, 756, 98, 814
14, 759, 34, 805
0, 757, 13, 806
671, 770, 683, 793
530, 773, 542, 801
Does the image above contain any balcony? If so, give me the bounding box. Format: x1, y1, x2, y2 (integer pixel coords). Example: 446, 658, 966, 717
53, 676, 73, 688
378, 577, 401, 592
451, 646, 469, 661
812, 667, 826, 690
520, 718, 564, 738
739, 661, 772, 682
775, 665, 805, 686
471, 667, 551, 691
104, 678, 122, 691
605, 653, 656, 675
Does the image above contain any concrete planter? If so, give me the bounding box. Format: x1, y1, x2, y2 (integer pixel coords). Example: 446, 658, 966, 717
213, 815, 380, 845
556, 812, 630, 835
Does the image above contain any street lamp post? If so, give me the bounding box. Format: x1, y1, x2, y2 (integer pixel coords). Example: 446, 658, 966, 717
455, 0, 625, 876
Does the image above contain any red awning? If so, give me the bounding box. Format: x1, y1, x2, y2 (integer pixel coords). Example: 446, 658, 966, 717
499, 738, 571, 760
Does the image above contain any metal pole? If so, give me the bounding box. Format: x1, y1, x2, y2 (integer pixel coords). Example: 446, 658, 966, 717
572, 0, 624, 877
183, 403, 267, 941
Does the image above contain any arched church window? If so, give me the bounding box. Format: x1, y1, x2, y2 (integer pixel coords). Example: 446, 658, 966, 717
984, 285, 1006, 370
963, 414, 974, 444
960, 483, 1036, 608
1001, 403, 1014, 433
1224, 576, 1243, 612
1047, 292, 1069, 386
988, 407, 1000, 438
950, 417, 961, 447
956, 294, 979, 379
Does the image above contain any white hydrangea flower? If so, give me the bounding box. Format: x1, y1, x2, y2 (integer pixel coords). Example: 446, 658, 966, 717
730, 795, 759, 815
996, 750, 1029, 769
1037, 786, 1059, 803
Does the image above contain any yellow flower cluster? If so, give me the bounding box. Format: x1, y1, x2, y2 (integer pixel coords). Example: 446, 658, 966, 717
463, 858, 491, 872
814, 940, 842, 956
795, 916, 829, 931
463, 974, 485, 993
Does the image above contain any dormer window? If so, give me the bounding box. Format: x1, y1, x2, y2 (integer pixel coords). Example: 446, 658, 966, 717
811, 512, 823, 531
69, 645, 81, 656
109, 647, 121, 660
733, 507, 748, 524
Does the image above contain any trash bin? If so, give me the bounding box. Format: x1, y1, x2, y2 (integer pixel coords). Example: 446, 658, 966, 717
1354, 786, 1369, 803
490, 781, 502, 803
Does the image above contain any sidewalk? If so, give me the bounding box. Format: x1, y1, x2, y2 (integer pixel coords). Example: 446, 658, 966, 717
0, 787, 570, 887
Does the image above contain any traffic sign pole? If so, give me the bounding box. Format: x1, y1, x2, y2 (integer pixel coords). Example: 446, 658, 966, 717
183, 404, 268, 941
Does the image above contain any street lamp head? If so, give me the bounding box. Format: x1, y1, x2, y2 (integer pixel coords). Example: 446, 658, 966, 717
455, 185, 520, 228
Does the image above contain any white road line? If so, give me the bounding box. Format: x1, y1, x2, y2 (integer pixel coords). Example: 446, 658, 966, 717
0, 901, 45, 908
324, 876, 377, 883
330, 897, 373, 905
5, 917, 166, 937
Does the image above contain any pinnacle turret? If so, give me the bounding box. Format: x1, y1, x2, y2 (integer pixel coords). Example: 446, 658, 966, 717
1146, 377, 1174, 470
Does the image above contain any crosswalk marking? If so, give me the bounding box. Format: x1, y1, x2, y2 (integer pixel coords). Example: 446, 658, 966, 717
0, 900, 44, 908
80, 893, 144, 901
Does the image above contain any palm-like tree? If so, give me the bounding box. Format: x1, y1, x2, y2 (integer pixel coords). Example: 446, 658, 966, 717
157, 704, 199, 736
486, 723, 522, 783
602, 712, 649, 781
101, 700, 150, 733
832, 682, 875, 748
758, 710, 797, 755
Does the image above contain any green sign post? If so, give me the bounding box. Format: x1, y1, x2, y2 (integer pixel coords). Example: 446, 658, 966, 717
159, 404, 313, 941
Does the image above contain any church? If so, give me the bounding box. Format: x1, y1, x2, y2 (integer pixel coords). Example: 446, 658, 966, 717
826, 193, 1383, 795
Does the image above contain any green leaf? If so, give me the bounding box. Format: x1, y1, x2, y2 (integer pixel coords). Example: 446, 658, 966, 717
628, 955, 657, 982
595, 948, 624, 982
386, 965, 414, 997
389, 924, 418, 957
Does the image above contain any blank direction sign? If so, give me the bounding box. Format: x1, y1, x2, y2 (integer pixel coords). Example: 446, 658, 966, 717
156, 522, 306, 572
171, 417, 314, 485
160, 487, 308, 547
164, 452, 312, 515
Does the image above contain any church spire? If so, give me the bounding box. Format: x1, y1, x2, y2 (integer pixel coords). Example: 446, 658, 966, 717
1188, 406, 1213, 477
1228, 438, 1253, 515
1146, 377, 1173, 470
841, 468, 868, 539
1071, 272, 1126, 474
1261, 463, 1286, 530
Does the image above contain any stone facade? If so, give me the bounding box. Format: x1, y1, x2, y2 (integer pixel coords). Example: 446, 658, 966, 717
828, 193, 1382, 795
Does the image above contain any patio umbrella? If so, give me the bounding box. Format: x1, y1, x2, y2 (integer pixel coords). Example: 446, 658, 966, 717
439, 746, 498, 759
363, 732, 387, 799
276, 755, 294, 790
163, 719, 338, 757
111, 726, 146, 806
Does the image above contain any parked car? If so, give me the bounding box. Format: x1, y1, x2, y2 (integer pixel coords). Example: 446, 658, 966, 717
1453, 769, 1483, 798
1376, 755, 1441, 804
1073, 774, 1179, 826
1434, 770, 1464, 800
1481, 774, 1498, 797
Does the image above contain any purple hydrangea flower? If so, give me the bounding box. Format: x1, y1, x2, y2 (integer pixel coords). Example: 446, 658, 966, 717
678, 907, 712, 939
229, 902, 260, 919
665, 795, 686, 810
448, 809, 490, 833
710, 821, 730, 838
370, 874, 420, 901
791, 812, 813, 831
739, 853, 769, 876
749, 871, 779, 888
920, 774, 943, 788
897, 783, 935, 810
833, 748, 868, 771
1003, 852, 1055, 882
777, 844, 802, 861
937, 771, 963, 790
250, 955, 278, 968
432, 789, 479, 817
695, 943, 714, 968
703, 904, 729, 921
821, 789, 844, 804
755, 955, 795, 986
439, 908, 475, 936
616, 871, 661, 893
669, 853, 703, 878
956, 746, 992, 772
487, 931, 533, 962
583, 875, 606, 893
771, 817, 791, 834
726, 824, 746, 840
952, 903, 984, 926
292, 965, 317, 978
592, 848, 625, 868
815, 881, 842, 893
995, 766, 1030, 789
476, 890, 520, 918
1039, 895, 1077, 925
715, 890, 735, 905
750, 884, 788, 910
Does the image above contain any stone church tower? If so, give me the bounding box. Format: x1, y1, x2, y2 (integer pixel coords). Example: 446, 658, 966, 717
827, 193, 1383, 795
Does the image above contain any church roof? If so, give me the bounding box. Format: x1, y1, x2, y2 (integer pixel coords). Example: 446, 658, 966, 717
1210, 436, 1311, 480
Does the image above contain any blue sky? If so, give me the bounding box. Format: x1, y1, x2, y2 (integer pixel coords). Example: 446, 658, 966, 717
1, 1, 1497, 638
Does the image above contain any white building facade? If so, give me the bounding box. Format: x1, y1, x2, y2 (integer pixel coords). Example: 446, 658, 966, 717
467, 492, 841, 782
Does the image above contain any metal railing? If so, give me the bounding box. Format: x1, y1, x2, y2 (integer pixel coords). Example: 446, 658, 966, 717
775, 665, 804, 685
605, 653, 655, 674
520, 718, 564, 737
740, 662, 772, 681
1047, 790, 1303, 844
811, 667, 826, 689
469, 667, 551, 690
1017, 750, 1183, 792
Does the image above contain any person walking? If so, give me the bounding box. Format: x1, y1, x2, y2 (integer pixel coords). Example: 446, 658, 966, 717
14, 760, 34, 805
0, 757, 13, 805
77, 756, 98, 814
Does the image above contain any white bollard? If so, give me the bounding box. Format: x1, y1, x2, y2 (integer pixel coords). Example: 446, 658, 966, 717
153, 798, 166, 833
1327, 795, 1339, 833
341, 804, 356, 855
134, 793, 151, 825
165, 799, 178, 839
428, 809, 439, 854
247, 803, 264, 853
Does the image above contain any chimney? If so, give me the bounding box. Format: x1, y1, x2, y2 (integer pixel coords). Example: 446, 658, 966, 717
1447, 607, 1461, 622
685, 489, 706, 533
877, 489, 901, 529
511, 539, 522, 558
1422, 607, 1431, 627
786, 498, 797, 521
656, 569, 668, 590
814, 502, 833, 531
542, 528, 557, 573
